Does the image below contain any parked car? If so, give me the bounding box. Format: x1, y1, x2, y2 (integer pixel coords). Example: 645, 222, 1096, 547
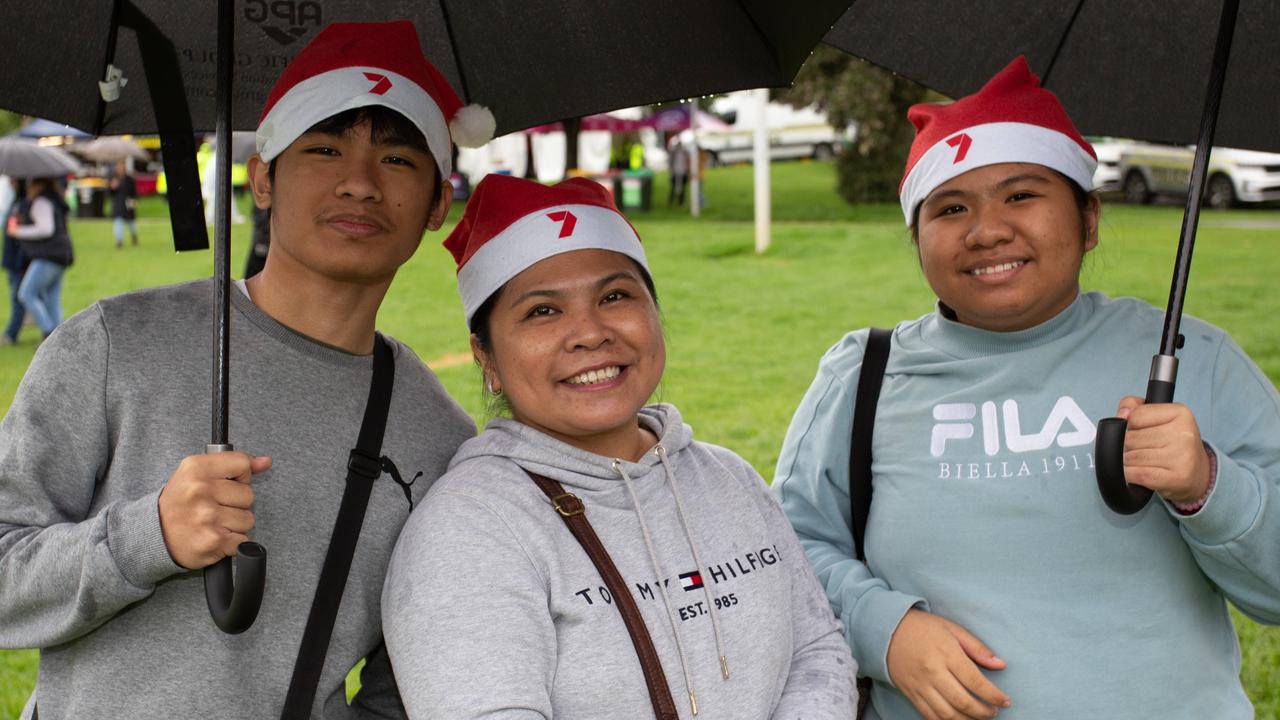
1088, 137, 1136, 194
1117, 142, 1280, 209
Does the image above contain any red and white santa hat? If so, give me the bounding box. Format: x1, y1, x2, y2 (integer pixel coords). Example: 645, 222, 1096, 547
444, 175, 649, 326
255, 20, 495, 176
899, 55, 1096, 224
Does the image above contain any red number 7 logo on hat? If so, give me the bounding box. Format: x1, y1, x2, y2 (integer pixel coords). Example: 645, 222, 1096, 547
546, 210, 577, 238
946, 133, 972, 164
363, 72, 393, 95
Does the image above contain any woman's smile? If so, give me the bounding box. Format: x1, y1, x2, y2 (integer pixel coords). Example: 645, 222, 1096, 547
563, 364, 625, 388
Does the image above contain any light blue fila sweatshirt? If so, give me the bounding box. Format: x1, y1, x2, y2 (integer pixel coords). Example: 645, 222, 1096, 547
383, 403, 857, 719
774, 292, 1280, 719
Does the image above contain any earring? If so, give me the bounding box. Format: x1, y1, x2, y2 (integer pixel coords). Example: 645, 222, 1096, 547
486, 377, 502, 396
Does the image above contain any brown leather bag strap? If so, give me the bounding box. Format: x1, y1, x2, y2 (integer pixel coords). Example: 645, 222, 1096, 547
525, 471, 680, 720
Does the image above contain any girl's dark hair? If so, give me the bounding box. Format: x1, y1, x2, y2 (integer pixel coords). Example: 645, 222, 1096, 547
266, 105, 443, 201
470, 258, 659, 353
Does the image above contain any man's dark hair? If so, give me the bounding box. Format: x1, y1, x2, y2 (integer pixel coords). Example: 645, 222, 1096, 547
267, 105, 443, 204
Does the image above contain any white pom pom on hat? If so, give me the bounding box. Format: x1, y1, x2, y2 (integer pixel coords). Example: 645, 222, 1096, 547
449, 104, 497, 149
255, 20, 496, 176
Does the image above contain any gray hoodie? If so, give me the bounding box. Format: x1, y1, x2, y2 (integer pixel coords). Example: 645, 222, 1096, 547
383, 403, 857, 719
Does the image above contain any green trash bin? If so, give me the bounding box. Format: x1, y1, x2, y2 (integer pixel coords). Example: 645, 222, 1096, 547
619, 169, 653, 212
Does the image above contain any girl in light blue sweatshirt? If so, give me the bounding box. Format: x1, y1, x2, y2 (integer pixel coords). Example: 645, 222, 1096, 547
775, 56, 1280, 720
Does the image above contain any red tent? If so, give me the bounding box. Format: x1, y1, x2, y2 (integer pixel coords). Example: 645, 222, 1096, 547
525, 113, 646, 134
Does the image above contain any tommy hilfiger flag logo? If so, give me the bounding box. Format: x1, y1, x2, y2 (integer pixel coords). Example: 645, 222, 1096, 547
679, 571, 704, 591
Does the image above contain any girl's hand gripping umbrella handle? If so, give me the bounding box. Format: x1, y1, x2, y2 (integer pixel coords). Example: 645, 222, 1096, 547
1095, 354, 1178, 514
203, 443, 267, 634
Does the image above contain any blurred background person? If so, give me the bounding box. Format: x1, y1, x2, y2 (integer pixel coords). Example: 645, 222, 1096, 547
667, 135, 688, 206
6, 176, 71, 339
109, 160, 139, 248
0, 177, 25, 345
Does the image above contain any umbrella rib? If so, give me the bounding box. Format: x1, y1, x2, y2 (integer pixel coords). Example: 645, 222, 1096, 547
738, 1, 785, 79
1041, 0, 1086, 87
435, 0, 472, 102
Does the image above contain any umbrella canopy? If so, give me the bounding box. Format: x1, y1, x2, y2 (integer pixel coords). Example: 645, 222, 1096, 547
3, 0, 852, 138
0, 137, 81, 178
72, 135, 150, 163
825, 0, 1280, 152
16, 118, 93, 140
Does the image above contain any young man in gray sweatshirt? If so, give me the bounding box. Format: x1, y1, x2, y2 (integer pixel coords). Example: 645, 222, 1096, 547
0, 21, 491, 718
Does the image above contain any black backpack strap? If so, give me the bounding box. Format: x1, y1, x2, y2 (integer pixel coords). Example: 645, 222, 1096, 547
281, 334, 395, 720
849, 327, 892, 563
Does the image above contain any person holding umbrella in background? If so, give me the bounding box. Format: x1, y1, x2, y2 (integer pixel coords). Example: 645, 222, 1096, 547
0, 20, 486, 719
383, 174, 857, 719
6, 175, 71, 339
775, 57, 1280, 719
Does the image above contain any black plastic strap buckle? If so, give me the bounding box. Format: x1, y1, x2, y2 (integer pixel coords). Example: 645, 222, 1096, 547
347, 449, 383, 481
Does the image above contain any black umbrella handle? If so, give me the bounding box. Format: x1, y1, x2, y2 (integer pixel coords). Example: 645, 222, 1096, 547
1095, 355, 1177, 514
1096, 0, 1237, 516
204, 547, 266, 634
202, 443, 267, 634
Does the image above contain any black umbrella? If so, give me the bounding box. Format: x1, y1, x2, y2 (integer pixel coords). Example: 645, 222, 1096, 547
0, 0, 853, 633
7, 1, 852, 141
826, 0, 1260, 515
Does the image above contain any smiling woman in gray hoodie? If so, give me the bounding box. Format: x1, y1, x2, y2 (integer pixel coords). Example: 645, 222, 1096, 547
382, 174, 857, 719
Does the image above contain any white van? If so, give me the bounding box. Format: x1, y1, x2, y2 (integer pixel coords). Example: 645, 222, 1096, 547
697, 91, 847, 165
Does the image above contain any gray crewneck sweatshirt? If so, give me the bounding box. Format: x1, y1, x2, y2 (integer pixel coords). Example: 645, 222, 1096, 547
383, 403, 857, 719
0, 279, 475, 719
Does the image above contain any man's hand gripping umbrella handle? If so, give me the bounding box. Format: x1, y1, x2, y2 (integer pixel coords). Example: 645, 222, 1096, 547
203, 443, 267, 634
1095, 355, 1177, 514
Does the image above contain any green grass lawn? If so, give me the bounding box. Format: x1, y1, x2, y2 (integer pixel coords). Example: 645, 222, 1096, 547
1, 162, 1278, 717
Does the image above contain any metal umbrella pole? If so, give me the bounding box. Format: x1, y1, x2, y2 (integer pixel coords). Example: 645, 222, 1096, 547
1095, 0, 1239, 515
202, 0, 266, 632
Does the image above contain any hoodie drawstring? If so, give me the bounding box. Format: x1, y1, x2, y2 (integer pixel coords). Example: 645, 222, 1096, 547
655, 444, 731, 682
612, 445, 733, 717
614, 458, 700, 716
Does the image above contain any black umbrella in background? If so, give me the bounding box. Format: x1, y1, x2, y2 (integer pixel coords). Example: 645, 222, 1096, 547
0, 0, 854, 633
826, 0, 1264, 514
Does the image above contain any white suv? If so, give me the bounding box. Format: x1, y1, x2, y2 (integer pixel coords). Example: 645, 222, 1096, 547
1117, 142, 1280, 209
1089, 138, 1139, 194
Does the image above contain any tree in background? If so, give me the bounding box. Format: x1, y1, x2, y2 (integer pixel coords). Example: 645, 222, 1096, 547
777, 47, 933, 204
0, 112, 22, 137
